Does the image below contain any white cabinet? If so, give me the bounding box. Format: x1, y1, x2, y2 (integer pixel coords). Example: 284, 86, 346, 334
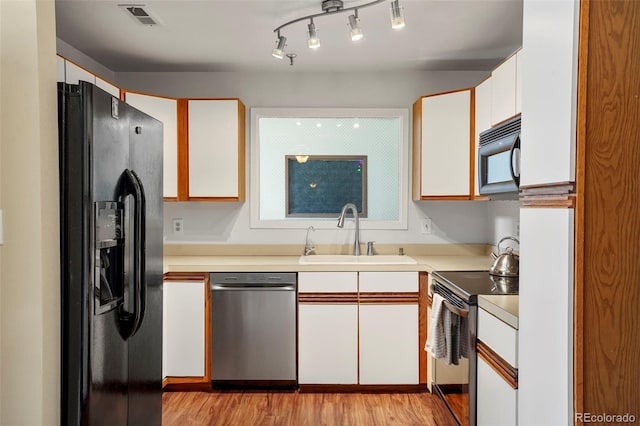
59, 57, 120, 97
163, 279, 206, 378
474, 77, 492, 197
124, 92, 179, 199
477, 308, 519, 426
520, 0, 578, 187
187, 99, 245, 200
413, 89, 472, 199
359, 304, 418, 384
298, 304, 359, 384
359, 272, 419, 385
491, 53, 519, 126
64, 60, 95, 85
477, 356, 518, 426
518, 207, 574, 424
298, 271, 421, 386
298, 272, 358, 385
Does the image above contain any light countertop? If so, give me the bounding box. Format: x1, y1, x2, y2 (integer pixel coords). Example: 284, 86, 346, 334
479, 295, 519, 329
163, 244, 517, 324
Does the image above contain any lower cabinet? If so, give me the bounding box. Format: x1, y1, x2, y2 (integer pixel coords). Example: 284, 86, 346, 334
359, 304, 418, 384
298, 303, 359, 384
477, 356, 517, 426
298, 271, 423, 387
162, 273, 210, 386
477, 308, 518, 426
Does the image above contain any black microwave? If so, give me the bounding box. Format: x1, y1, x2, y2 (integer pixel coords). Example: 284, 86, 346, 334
478, 116, 521, 197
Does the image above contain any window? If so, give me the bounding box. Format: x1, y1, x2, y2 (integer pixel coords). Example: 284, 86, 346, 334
250, 108, 409, 229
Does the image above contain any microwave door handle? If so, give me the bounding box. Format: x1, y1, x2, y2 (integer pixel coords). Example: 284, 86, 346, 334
510, 135, 521, 186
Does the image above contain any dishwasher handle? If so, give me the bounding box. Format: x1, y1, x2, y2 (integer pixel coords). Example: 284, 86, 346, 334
211, 283, 296, 291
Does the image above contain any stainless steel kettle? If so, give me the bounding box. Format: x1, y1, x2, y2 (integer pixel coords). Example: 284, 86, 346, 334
490, 236, 520, 277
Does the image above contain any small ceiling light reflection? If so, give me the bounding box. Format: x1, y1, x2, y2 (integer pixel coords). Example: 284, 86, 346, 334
296, 121, 302, 126
295, 155, 310, 163
353, 122, 360, 129
336, 123, 343, 127
309, 182, 317, 188
316, 122, 322, 128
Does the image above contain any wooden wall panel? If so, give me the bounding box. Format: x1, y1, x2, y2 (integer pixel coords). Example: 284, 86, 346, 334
580, 0, 640, 417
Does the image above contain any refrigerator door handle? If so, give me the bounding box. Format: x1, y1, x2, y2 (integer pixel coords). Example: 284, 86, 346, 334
115, 168, 146, 339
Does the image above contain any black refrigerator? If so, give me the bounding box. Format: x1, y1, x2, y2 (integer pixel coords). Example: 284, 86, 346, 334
58, 81, 163, 426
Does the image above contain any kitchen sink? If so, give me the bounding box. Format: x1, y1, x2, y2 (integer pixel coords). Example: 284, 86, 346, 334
298, 254, 417, 265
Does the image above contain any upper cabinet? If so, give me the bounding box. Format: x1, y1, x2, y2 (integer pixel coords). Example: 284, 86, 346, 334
413, 88, 473, 200
474, 78, 492, 198
186, 99, 246, 201
123, 94, 246, 202
490, 51, 522, 126
124, 92, 179, 199
59, 57, 120, 98
520, 1, 578, 187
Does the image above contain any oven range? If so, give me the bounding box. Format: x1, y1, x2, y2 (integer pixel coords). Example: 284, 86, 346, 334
429, 270, 519, 426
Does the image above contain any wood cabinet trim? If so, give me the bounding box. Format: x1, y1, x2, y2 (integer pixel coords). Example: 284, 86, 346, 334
412, 99, 423, 201
418, 272, 428, 385
520, 182, 577, 208
298, 292, 359, 304
298, 384, 426, 393
469, 87, 477, 197
416, 195, 472, 201
163, 272, 207, 282
176, 99, 189, 201
359, 292, 419, 304
477, 339, 518, 389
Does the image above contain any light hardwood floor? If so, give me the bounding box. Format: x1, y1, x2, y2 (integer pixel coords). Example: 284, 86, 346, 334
163, 391, 457, 425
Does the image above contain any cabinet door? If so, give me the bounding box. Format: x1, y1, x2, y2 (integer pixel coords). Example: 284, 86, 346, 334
64, 60, 95, 85
56, 56, 66, 82
474, 77, 492, 197
477, 356, 517, 426
187, 99, 245, 200
298, 304, 358, 384
163, 280, 205, 377
519, 207, 574, 424
416, 89, 472, 198
359, 304, 418, 384
521, 0, 578, 186
125, 92, 179, 199
95, 76, 120, 98
491, 54, 517, 126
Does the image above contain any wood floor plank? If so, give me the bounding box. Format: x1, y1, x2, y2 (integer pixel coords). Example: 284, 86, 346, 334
162, 391, 457, 425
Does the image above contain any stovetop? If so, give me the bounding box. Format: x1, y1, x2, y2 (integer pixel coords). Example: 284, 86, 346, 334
432, 270, 519, 304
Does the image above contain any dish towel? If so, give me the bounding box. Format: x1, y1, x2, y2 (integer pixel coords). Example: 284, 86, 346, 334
425, 293, 446, 359
425, 294, 469, 365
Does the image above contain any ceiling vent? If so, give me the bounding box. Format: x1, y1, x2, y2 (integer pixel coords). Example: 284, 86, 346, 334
119, 4, 161, 26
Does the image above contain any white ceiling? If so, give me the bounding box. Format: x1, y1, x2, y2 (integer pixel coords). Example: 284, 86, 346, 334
55, 0, 522, 73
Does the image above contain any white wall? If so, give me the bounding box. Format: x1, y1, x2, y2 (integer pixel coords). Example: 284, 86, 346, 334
1, 1, 60, 424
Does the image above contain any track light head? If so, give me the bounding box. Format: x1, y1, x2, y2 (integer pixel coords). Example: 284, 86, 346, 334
272, 34, 287, 59
348, 13, 364, 41
390, 0, 405, 29
308, 19, 321, 49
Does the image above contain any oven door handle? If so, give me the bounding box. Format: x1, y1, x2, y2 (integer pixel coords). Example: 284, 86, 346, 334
443, 300, 469, 318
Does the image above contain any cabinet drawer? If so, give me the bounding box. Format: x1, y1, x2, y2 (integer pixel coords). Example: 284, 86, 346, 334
478, 308, 518, 367
359, 271, 418, 292
298, 272, 357, 293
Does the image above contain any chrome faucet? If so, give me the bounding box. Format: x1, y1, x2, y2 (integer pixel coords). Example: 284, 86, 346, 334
303, 226, 316, 256
337, 203, 360, 256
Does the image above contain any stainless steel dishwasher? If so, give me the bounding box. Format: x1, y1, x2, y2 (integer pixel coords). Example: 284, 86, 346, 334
210, 272, 297, 389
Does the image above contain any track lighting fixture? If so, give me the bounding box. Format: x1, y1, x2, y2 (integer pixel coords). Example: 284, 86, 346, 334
271, 0, 406, 62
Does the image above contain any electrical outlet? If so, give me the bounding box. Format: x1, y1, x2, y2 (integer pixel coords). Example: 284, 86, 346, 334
172, 218, 184, 235
421, 217, 432, 234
